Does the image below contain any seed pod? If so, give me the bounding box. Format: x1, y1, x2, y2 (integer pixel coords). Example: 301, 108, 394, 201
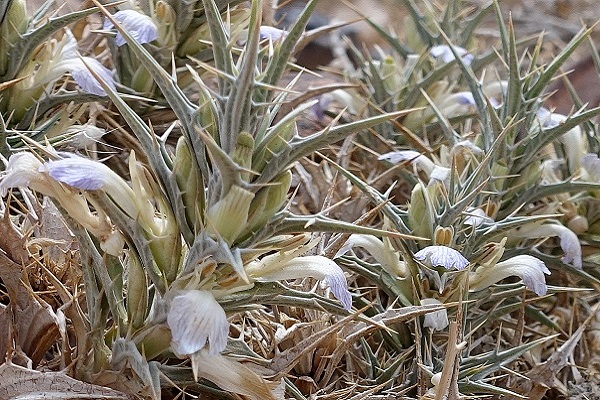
244, 170, 292, 236
434, 226, 454, 246
232, 131, 254, 182
174, 136, 204, 231
126, 251, 149, 330
408, 182, 435, 240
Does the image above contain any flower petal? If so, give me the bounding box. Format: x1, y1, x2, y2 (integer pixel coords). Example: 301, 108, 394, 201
336, 234, 407, 277
248, 255, 352, 310
167, 290, 229, 356
582, 153, 600, 181
259, 25, 288, 42
514, 223, 582, 269
430, 44, 473, 65
470, 255, 550, 296
44, 157, 112, 190
0, 153, 44, 197
70, 57, 115, 96
190, 350, 277, 398
420, 298, 449, 331
414, 246, 469, 270
103, 10, 158, 47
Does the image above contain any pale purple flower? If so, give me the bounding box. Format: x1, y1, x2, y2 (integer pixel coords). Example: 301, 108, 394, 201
455, 92, 476, 106
470, 255, 551, 296
103, 10, 158, 47
0, 152, 125, 256
379, 150, 450, 187
514, 223, 582, 269
70, 57, 114, 96
582, 153, 600, 181
259, 25, 288, 42
536, 107, 559, 128
45, 157, 110, 190
42, 155, 137, 218
414, 245, 469, 270
247, 254, 352, 311
36, 30, 115, 96
430, 44, 473, 66
536, 107, 586, 174
167, 290, 229, 356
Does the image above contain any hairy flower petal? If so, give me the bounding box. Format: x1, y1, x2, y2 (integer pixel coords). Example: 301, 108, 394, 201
0, 153, 44, 197
414, 246, 469, 270
420, 298, 449, 331
70, 57, 115, 96
259, 25, 288, 42
248, 255, 352, 310
470, 255, 550, 295
50, 31, 115, 96
45, 157, 112, 190
44, 155, 137, 217
582, 153, 600, 181
515, 223, 582, 269
336, 234, 407, 277
167, 290, 229, 356
430, 44, 473, 65
103, 10, 158, 46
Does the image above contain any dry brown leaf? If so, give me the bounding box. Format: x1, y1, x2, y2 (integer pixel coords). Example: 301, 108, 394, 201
190, 351, 280, 400
0, 251, 59, 366
0, 363, 127, 399
0, 208, 31, 265
508, 304, 600, 399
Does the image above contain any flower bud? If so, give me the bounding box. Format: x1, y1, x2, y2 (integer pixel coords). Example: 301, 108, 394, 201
408, 183, 435, 239
206, 185, 255, 244
174, 137, 204, 231
381, 55, 400, 95
126, 252, 149, 329
155, 1, 178, 49
244, 170, 291, 236
434, 226, 454, 246
0, 0, 28, 75
232, 131, 254, 182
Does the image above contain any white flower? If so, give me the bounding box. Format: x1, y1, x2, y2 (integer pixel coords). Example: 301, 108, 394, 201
167, 290, 229, 356
103, 10, 158, 47
378, 150, 450, 186
420, 298, 449, 331
259, 26, 288, 42
514, 223, 582, 269
47, 30, 115, 96
0, 152, 124, 255
336, 234, 407, 277
247, 253, 352, 310
430, 44, 473, 65
44, 155, 137, 217
464, 207, 489, 227
536, 107, 587, 174
469, 255, 551, 295
414, 246, 469, 270
582, 153, 600, 181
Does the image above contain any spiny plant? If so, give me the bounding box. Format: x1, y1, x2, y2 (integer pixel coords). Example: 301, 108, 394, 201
0, 0, 428, 398
0, 0, 118, 157
313, 0, 600, 397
